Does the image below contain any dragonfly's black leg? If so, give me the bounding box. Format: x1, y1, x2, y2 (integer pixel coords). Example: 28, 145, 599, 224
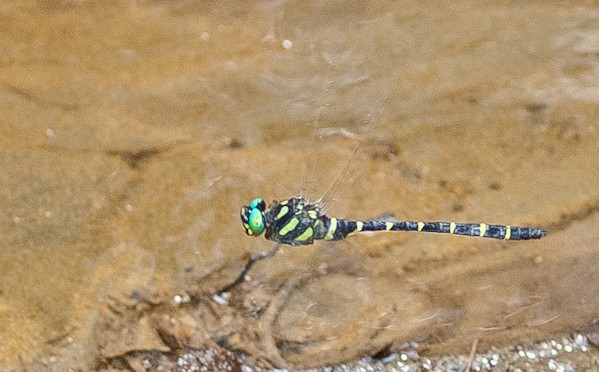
214, 244, 282, 301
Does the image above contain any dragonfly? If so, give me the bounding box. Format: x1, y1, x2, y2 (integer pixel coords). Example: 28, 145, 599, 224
213, 88, 547, 302
214, 190, 546, 301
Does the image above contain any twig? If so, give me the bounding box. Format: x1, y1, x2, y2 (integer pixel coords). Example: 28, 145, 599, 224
465, 338, 479, 372
214, 245, 282, 302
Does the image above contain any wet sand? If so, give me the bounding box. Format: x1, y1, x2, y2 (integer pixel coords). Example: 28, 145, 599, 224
1, 1, 598, 369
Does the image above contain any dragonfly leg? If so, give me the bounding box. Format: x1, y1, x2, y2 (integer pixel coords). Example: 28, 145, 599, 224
214, 244, 282, 302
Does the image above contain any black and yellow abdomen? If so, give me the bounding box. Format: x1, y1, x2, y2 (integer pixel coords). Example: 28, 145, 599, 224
331, 219, 545, 240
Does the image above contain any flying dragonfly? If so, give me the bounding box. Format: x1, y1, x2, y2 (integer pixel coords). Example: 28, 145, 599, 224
213, 194, 546, 302
214, 86, 546, 303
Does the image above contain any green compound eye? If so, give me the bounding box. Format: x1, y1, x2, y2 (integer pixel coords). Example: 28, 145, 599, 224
248, 207, 265, 235
241, 198, 266, 236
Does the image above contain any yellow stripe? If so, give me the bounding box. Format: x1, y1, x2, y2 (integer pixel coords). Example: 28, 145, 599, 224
479, 223, 487, 237
449, 222, 456, 234
314, 220, 324, 230
504, 225, 511, 240
307, 210, 318, 219
417, 222, 424, 231
243, 223, 252, 235
279, 217, 299, 236
324, 218, 337, 240
280, 199, 288, 205
385, 222, 393, 231
275, 206, 289, 220
347, 221, 364, 237
294, 227, 313, 242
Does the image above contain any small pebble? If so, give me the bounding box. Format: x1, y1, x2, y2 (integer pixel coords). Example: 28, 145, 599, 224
282, 39, 293, 49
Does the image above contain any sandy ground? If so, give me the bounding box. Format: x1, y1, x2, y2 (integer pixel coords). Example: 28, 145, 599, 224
0, 0, 598, 369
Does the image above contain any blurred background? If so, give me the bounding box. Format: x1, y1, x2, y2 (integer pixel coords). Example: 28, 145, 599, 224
1, 0, 598, 369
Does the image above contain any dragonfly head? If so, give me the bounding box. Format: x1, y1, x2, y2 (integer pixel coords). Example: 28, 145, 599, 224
241, 198, 266, 237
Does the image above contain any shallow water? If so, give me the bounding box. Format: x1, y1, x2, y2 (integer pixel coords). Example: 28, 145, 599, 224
1, 0, 599, 369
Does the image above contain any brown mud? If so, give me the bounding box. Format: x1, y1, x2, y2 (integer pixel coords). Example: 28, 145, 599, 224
1, 1, 598, 369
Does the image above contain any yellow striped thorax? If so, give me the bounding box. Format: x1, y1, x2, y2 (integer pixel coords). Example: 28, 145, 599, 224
241, 198, 266, 236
